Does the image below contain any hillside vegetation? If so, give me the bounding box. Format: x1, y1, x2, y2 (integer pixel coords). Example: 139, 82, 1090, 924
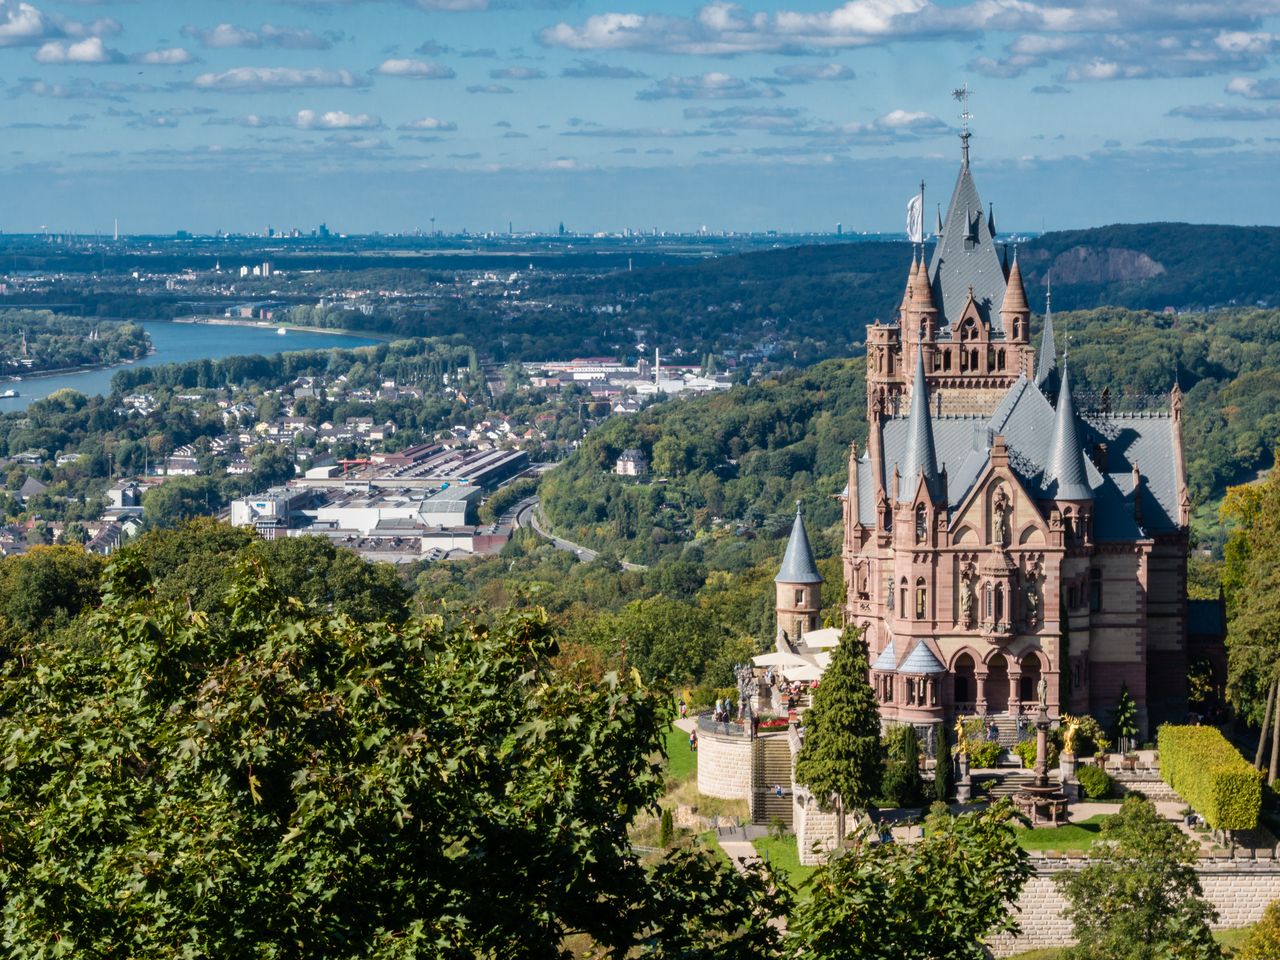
541, 306, 1280, 565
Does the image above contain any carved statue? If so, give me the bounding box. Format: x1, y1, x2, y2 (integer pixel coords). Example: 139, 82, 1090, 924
1024, 566, 1040, 628
953, 716, 970, 757
959, 564, 975, 626
1062, 717, 1080, 756
992, 489, 1011, 546
1037, 675, 1049, 710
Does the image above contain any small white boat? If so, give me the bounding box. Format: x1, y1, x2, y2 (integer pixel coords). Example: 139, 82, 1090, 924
1, 389, 18, 398
277, 327, 287, 335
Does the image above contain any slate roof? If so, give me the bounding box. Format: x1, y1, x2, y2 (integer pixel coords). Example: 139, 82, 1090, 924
900, 342, 943, 503
899, 640, 947, 675
854, 376, 1182, 540
776, 506, 823, 584
1035, 286, 1056, 389
871, 637, 899, 672
928, 155, 1007, 334
1043, 362, 1094, 501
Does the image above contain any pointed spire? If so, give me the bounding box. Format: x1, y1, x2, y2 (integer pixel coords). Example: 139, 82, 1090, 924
1035, 277, 1057, 388
1000, 248, 1029, 317
936, 203, 944, 238
1044, 358, 1093, 501
899, 253, 917, 317
987, 202, 996, 238
900, 344, 943, 503
911, 250, 936, 315
775, 503, 823, 584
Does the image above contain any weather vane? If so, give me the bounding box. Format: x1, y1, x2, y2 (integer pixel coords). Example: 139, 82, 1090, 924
952, 82, 973, 163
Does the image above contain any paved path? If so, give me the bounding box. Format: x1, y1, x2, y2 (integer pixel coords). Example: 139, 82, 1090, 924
515, 496, 646, 571
719, 838, 764, 872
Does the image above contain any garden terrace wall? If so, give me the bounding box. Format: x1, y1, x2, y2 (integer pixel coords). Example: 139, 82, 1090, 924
696, 721, 753, 801
988, 853, 1280, 957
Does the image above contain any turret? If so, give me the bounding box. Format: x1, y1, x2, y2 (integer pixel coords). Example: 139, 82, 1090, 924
775, 504, 824, 643
1035, 279, 1057, 390
999, 250, 1030, 343
900, 342, 944, 504
1043, 358, 1093, 502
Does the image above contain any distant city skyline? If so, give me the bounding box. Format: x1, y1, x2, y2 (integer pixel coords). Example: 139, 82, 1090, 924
1, 0, 1278, 233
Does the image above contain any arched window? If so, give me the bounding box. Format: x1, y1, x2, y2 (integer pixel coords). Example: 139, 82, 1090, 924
997, 349, 1006, 371
915, 504, 927, 543
984, 583, 993, 621
994, 583, 1004, 622
1012, 319, 1021, 340
915, 577, 927, 620
970, 348, 979, 370
900, 578, 908, 617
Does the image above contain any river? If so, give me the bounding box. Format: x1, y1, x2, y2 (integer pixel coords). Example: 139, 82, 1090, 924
0, 322, 380, 412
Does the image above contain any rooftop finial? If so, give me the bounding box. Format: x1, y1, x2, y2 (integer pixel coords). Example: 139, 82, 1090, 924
953, 82, 973, 165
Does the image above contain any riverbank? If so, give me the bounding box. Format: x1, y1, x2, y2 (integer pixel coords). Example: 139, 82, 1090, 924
1, 348, 155, 385
171, 317, 394, 342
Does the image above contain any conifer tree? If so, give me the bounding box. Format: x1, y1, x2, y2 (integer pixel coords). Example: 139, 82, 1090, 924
1112, 683, 1139, 754
935, 721, 953, 803
794, 625, 884, 845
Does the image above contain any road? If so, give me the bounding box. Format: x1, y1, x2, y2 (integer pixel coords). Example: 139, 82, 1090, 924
510, 496, 647, 571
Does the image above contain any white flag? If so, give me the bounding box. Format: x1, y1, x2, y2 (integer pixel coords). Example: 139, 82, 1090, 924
906, 193, 924, 244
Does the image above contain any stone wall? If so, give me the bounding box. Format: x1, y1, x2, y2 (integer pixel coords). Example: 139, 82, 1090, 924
989, 854, 1280, 956
696, 726, 753, 801
793, 785, 840, 865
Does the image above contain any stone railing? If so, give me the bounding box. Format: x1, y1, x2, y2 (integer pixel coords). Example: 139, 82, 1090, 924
696, 713, 751, 738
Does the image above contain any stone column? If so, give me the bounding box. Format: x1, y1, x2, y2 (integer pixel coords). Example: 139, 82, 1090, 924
1008, 665, 1023, 719
975, 670, 989, 715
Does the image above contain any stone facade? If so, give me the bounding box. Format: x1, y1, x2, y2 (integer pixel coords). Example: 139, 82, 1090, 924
989, 856, 1280, 956
840, 143, 1201, 744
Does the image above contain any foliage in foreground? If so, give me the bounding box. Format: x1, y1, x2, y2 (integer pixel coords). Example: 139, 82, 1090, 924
789, 801, 1032, 960
1158, 725, 1261, 831
1056, 796, 1222, 960
0, 556, 786, 959
1236, 898, 1280, 960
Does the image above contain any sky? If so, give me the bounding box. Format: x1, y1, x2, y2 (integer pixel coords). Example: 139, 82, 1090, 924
1, 0, 1279, 234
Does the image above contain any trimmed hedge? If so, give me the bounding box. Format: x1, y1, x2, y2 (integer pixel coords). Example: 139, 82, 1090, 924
1076, 764, 1114, 800
1158, 724, 1262, 831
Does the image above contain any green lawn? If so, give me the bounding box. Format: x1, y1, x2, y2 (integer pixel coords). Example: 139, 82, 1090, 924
752, 836, 817, 888
1015, 814, 1108, 852
664, 724, 697, 785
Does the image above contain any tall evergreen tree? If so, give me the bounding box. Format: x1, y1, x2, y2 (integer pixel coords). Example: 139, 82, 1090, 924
1112, 684, 1138, 754
794, 625, 884, 845
935, 721, 953, 803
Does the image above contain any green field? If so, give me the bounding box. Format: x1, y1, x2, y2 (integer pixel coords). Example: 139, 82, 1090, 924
1015, 814, 1109, 852
752, 836, 817, 888
664, 724, 697, 785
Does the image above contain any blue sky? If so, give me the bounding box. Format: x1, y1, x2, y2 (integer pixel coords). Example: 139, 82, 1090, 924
1, 0, 1279, 233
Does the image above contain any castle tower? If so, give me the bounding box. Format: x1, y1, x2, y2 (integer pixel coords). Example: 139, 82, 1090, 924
776, 504, 823, 645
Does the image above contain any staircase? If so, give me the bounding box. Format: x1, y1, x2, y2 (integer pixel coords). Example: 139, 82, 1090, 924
984, 770, 1037, 800
751, 735, 795, 828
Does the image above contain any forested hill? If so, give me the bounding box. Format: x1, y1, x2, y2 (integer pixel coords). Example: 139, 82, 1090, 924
536, 223, 1280, 366
541, 306, 1280, 565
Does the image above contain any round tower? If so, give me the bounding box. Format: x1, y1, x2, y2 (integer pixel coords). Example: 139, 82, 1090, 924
776, 504, 823, 645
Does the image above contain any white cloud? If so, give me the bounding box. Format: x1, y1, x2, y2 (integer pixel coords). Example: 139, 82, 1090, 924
132, 46, 194, 66
181, 22, 337, 51
193, 67, 370, 93
33, 36, 120, 63
1169, 101, 1280, 121
0, 0, 118, 48
399, 116, 458, 131
296, 109, 381, 130
1227, 76, 1280, 99
466, 83, 514, 94
560, 58, 647, 79
490, 66, 545, 80
374, 58, 455, 78
637, 72, 783, 100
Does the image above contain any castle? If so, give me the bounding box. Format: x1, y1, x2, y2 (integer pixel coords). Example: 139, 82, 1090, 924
774, 131, 1216, 745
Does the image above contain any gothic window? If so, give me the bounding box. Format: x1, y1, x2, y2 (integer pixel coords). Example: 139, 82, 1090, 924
887, 351, 894, 375
962, 318, 977, 342
915, 504, 927, 543
1090, 568, 1103, 613
900, 578, 908, 617
1012, 319, 1021, 340
915, 578, 927, 620
984, 583, 993, 621
970, 348, 979, 370
1063, 508, 1074, 541
997, 349, 1006, 371
943, 350, 952, 371
994, 583, 1004, 622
